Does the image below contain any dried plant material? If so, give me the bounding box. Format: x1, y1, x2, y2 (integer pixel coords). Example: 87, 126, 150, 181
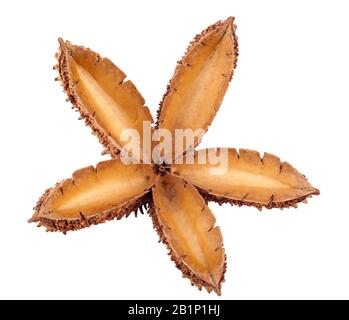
172, 148, 319, 209
30, 160, 155, 232
57, 39, 153, 159
152, 174, 225, 294
30, 17, 319, 295
157, 17, 238, 154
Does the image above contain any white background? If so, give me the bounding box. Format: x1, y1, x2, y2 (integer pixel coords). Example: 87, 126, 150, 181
0, 0, 348, 300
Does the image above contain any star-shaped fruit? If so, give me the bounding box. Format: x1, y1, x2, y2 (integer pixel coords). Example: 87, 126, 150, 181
29, 17, 319, 295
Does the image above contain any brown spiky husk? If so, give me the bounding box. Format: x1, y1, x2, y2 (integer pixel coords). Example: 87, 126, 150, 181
198, 187, 320, 210
155, 17, 239, 128
148, 201, 226, 295
31, 188, 151, 233
57, 42, 120, 158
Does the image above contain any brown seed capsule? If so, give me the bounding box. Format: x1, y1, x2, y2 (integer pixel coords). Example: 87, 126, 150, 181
30, 17, 319, 295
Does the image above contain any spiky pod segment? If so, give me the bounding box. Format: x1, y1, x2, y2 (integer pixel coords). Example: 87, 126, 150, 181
172, 148, 320, 210
30, 190, 151, 234
156, 17, 239, 129
56, 39, 120, 157
56, 39, 153, 160
29, 159, 155, 233
148, 202, 226, 295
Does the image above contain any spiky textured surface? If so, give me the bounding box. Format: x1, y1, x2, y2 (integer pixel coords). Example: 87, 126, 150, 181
31, 189, 151, 233
198, 187, 319, 210
148, 201, 226, 295
57, 40, 120, 158
155, 17, 239, 129
171, 148, 319, 209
